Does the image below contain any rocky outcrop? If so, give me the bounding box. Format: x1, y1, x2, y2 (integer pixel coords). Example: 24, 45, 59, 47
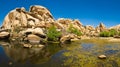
84, 25, 95, 36
109, 24, 120, 31
56, 18, 83, 30
1, 5, 120, 44
96, 23, 106, 33
1, 5, 54, 30
1, 5, 53, 43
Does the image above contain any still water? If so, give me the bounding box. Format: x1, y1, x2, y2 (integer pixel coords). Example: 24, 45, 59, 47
0, 39, 120, 67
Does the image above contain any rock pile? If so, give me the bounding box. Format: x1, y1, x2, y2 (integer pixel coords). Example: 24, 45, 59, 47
0, 5, 118, 44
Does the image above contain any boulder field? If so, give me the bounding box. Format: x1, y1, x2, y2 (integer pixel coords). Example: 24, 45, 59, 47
0, 5, 119, 44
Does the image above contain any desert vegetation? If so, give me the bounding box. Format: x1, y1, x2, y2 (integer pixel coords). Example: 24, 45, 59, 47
47, 25, 61, 41
99, 29, 118, 37
67, 24, 82, 36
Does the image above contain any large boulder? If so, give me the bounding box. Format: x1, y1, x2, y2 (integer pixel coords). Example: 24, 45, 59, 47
0, 32, 10, 39
1, 5, 54, 30
33, 28, 45, 35
20, 28, 46, 38
29, 5, 53, 20
27, 34, 41, 44
2, 8, 27, 29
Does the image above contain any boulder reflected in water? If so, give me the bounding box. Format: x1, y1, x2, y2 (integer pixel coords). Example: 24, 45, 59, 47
0, 41, 62, 64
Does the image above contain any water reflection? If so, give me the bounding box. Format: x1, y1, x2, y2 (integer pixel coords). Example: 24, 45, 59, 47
0, 41, 63, 67
0, 39, 120, 67
4, 46, 50, 64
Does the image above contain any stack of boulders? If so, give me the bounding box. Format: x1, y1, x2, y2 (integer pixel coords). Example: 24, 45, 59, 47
55, 18, 84, 34
1, 5, 54, 43
0, 5, 117, 44
96, 23, 106, 33
84, 25, 95, 36
2, 5, 54, 29
0, 5, 86, 43
109, 24, 120, 31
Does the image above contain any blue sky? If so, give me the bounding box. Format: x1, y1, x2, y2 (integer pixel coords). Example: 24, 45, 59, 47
0, 0, 120, 27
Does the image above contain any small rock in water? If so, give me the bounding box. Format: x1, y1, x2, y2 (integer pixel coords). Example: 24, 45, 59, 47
98, 55, 106, 59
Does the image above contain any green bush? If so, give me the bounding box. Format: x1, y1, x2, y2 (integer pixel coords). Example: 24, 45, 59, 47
68, 24, 82, 36
100, 31, 110, 37
109, 29, 117, 37
118, 31, 120, 36
47, 25, 61, 41
100, 29, 117, 37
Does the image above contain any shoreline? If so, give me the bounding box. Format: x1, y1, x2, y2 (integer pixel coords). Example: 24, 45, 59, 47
81, 36, 120, 43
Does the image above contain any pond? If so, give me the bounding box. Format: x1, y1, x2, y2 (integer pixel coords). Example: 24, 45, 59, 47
0, 39, 120, 67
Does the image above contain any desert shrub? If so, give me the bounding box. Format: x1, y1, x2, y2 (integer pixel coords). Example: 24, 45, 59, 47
100, 31, 110, 37
47, 25, 61, 41
68, 24, 82, 36
100, 29, 118, 37
109, 29, 117, 37
118, 31, 120, 36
